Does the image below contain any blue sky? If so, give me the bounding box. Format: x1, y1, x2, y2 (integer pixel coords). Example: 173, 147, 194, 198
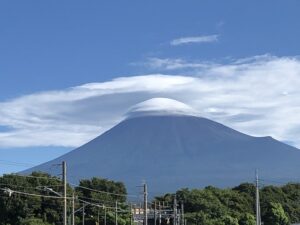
1, 0, 300, 175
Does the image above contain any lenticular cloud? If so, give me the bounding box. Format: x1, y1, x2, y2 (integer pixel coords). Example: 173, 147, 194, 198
1, 55, 300, 148
126, 98, 198, 119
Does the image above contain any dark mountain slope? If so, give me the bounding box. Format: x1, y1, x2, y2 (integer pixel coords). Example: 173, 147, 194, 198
24, 115, 300, 194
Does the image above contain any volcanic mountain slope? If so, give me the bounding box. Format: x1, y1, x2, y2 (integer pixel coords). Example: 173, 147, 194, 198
25, 98, 300, 194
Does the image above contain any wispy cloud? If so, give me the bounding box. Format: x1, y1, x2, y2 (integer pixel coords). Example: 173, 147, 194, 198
145, 57, 216, 71
170, 35, 218, 46
1, 55, 300, 148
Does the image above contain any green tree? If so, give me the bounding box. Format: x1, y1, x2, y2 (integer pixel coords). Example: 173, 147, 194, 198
0, 172, 63, 225
75, 177, 128, 225
263, 202, 289, 225
239, 213, 255, 225
220, 215, 238, 225
20, 218, 51, 225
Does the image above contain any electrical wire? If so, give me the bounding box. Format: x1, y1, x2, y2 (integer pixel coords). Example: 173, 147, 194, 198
78, 200, 131, 213
0, 183, 63, 191
76, 195, 126, 206
70, 182, 138, 198
77, 199, 123, 211
0, 187, 69, 199
5, 173, 61, 181
0, 182, 139, 209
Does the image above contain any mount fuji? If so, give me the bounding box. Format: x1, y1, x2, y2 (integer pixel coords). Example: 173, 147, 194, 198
24, 98, 300, 194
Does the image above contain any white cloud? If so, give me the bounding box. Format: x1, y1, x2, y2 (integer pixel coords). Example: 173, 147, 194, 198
145, 58, 213, 70
170, 35, 218, 46
1, 55, 300, 148
127, 98, 198, 118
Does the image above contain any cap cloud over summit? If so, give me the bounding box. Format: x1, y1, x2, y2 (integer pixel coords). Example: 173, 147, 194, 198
125, 98, 199, 119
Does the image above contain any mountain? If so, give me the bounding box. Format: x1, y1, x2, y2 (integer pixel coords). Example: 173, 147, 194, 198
24, 98, 300, 194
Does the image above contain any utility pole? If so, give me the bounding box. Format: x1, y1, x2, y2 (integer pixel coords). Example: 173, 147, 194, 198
173, 195, 177, 225
72, 191, 75, 225
62, 161, 67, 225
104, 205, 107, 225
82, 203, 85, 225
181, 202, 184, 225
158, 202, 161, 225
115, 201, 118, 225
154, 201, 157, 225
256, 170, 261, 225
143, 182, 148, 225
97, 207, 100, 225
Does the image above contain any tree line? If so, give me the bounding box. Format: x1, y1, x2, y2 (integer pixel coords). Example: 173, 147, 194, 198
0, 172, 299, 225
0, 172, 128, 225
156, 183, 297, 225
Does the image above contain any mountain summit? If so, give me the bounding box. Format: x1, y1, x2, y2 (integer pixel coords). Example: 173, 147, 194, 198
25, 98, 300, 194
126, 98, 198, 118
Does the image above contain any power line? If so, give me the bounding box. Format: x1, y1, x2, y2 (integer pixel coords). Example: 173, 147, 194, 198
77, 199, 129, 211
0, 181, 138, 207
77, 195, 129, 207
5, 173, 61, 181
0, 189, 137, 212
0, 183, 63, 190
37, 184, 64, 188
70, 183, 138, 198
0, 187, 69, 199
0, 192, 67, 209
